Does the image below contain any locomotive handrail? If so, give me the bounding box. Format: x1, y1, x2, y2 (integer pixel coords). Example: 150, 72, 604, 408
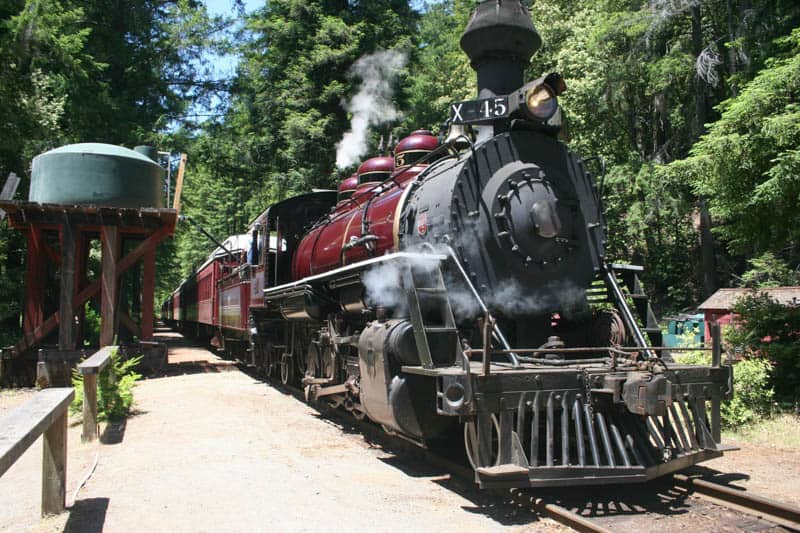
603, 264, 656, 359
444, 245, 519, 367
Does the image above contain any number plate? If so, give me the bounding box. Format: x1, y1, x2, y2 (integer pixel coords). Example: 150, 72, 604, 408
449, 96, 509, 124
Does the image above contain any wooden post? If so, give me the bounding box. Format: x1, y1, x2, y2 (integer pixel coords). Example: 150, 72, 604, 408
100, 225, 119, 347
41, 410, 67, 515
58, 219, 76, 351
74, 230, 89, 347
23, 227, 45, 342
77, 347, 114, 442
36, 350, 52, 389
141, 247, 156, 341
710, 323, 722, 443
172, 153, 187, 211
82, 373, 98, 442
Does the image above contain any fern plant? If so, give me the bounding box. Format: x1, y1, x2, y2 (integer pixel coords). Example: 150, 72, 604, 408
71, 349, 143, 421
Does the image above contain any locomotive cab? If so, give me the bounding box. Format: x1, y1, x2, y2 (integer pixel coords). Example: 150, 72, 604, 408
254, 191, 338, 289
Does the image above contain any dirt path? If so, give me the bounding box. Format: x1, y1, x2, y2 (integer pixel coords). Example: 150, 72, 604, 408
1, 334, 563, 532
2, 333, 798, 532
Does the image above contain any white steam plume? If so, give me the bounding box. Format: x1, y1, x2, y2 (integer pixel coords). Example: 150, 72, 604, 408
335, 49, 407, 169
360, 242, 589, 321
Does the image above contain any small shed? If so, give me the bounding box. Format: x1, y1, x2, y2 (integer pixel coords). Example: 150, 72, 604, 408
698, 287, 800, 343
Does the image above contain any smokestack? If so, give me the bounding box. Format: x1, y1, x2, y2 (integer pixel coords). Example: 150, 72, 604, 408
460, 0, 542, 98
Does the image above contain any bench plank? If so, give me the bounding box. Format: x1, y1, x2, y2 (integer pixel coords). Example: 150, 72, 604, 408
0, 388, 74, 477
77, 346, 115, 375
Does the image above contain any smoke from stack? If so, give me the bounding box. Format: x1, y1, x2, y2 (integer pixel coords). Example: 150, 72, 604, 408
335, 49, 407, 169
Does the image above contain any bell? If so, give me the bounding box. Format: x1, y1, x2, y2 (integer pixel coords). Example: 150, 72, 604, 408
443, 122, 473, 152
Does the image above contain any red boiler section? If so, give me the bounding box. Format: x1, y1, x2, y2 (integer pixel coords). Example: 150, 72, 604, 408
292, 131, 439, 280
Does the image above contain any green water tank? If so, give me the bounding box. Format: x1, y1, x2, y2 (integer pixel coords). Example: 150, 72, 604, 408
29, 143, 165, 208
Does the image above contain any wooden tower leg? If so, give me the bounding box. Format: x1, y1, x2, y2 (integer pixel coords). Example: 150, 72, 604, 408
100, 226, 119, 347
141, 248, 156, 341
73, 230, 90, 346
58, 220, 76, 351
23, 227, 45, 344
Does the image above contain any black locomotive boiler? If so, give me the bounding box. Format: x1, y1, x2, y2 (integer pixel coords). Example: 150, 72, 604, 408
169, 0, 733, 489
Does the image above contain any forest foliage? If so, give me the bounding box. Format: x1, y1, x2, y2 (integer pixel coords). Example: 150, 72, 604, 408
0, 0, 798, 350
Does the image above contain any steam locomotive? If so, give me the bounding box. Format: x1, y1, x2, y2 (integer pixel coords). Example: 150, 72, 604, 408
163, 1, 732, 488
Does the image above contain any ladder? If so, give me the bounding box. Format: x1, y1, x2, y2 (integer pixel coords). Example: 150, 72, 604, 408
402, 262, 460, 369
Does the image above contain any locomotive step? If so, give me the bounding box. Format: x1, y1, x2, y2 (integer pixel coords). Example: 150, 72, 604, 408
415, 287, 447, 294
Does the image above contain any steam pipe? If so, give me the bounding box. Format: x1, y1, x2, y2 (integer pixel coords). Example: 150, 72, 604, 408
445, 245, 519, 367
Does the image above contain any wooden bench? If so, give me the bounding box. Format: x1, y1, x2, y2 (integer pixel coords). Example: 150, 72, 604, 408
0, 387, 74, 516
77, 346, 115, 442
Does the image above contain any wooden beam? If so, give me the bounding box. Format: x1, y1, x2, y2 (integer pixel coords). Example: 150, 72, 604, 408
23, 227, 45, 339
74, 231, 89, 344
141, 248, 156, 340
76, 346, 114, 375
41, 240, 61, 267
116, 224, 171, 274
118, 311, 141, 339
172, 153, 187, 211
58, 220, 76, 351
9, 224, 172, 358
17, 312, 60, 356
100, 225, 120, 347
0, 172, 20, 221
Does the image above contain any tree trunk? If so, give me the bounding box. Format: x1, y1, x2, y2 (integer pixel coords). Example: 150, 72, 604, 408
726, 0, 739, 97
692, 3, 718, 297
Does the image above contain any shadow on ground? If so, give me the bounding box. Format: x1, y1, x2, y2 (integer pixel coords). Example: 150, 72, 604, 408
101, 418, 127, 445
64, 497, 109, 533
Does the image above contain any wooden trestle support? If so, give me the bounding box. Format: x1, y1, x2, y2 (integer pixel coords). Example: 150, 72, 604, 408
0, 202, 177, 384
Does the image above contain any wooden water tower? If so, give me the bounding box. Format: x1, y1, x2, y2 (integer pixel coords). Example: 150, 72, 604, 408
0, 143, 185, 385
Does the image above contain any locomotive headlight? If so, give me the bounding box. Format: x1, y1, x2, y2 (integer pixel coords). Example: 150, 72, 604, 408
525, 84, 558, 120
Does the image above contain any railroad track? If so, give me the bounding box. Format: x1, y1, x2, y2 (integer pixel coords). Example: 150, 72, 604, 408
673, 473, 800, 531
241, 363, 800, 532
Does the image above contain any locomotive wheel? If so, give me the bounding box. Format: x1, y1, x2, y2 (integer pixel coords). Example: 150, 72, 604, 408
463, 415, 501, 470
280, 354, 294, 385
305, 344, 319, 380
305, 343, 335, 381
295, 343, 308, 376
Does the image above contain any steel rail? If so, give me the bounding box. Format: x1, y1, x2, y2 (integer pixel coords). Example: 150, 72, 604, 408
507, 489, 611, 533
674, 473, 800, 530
